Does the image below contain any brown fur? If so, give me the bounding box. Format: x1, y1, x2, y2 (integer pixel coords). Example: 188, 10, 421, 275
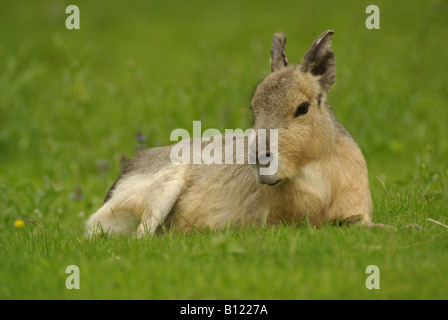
85, 30, 373, 237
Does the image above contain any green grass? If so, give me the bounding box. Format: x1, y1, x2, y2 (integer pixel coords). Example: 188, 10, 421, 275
1, 0, 448, 299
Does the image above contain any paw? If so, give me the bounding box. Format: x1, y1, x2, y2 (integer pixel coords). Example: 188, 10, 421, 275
358, 221, 397, 230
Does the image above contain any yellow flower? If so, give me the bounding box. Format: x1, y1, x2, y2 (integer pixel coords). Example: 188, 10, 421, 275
14, 219, 25, 228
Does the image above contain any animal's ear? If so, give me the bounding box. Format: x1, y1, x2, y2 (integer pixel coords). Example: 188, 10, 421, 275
270, 32, 288, 72
300, 30, 336, 93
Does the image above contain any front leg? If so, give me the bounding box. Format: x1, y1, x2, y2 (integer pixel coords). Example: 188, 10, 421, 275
326, 184, 373, 226
335, 212, 395, 230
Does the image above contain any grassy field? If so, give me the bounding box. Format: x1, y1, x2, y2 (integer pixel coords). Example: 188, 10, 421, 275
1, 0, 447, 300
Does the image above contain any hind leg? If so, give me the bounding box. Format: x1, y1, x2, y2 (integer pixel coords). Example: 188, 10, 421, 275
85, 202, 138, 237
86, 164, 186, 237
136, 172, 185, 237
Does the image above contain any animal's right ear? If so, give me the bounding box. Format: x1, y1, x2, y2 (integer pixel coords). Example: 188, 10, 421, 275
300, 30, 336, 93
270, 32, 288, 72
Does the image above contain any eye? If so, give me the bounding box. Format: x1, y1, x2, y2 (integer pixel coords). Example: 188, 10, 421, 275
294, 101, 310, 118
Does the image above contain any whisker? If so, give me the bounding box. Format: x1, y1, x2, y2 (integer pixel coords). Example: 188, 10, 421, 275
277, 150, 344, 175
279, 151, 335, 166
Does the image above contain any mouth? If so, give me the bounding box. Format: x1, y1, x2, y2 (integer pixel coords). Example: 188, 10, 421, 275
257, 174, 283, 186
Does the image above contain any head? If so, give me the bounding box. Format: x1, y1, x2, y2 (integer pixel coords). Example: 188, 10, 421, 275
250, 30, 337, 186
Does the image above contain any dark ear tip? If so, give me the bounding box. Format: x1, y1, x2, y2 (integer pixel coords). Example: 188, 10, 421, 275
323, 30, 334, 39
273, 32, 286, 40
315, 30, 334, 46
272, 32, 287, 46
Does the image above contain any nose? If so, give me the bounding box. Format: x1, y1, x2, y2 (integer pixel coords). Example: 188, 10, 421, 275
257, 151, 273, 167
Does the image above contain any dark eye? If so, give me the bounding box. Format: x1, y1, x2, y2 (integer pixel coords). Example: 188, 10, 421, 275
294, 101, 310, 118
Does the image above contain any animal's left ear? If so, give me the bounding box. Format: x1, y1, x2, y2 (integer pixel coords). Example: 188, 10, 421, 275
300, 30, 336, 93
